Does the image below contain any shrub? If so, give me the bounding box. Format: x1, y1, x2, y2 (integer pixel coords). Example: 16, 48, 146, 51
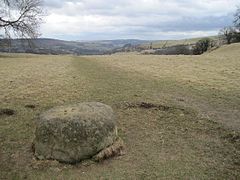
193, 38, 211, 55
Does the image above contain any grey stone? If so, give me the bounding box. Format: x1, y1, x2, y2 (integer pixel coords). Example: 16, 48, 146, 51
33, 102, 118, 163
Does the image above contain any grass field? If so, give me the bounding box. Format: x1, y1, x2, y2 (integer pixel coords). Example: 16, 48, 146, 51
0, 43, 240, 179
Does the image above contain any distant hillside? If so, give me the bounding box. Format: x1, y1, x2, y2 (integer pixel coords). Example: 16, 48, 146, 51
0, 36, 220, 55
0, 38, 149, 55
140, 36, 219, 49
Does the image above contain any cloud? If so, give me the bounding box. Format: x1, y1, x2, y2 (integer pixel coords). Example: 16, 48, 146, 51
41, 0, 240, 40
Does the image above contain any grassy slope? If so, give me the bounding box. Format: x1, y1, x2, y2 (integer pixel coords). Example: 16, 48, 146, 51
0, 44, 239, 179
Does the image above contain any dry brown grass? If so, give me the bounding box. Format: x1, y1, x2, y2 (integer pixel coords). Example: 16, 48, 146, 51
0, 44, 240, 179
87, 44, 240, 130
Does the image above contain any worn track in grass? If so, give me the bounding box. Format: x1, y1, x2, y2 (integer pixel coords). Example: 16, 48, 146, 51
0, 44, 239, 179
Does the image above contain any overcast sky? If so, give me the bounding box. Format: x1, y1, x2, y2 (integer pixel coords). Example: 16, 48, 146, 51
41, 0, 239, 40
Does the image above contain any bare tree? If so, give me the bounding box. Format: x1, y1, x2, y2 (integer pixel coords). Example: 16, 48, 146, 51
233, 6, 240, 42
0, 0, 43, 39
234, 6, 240, 28
219, 27, 235, 44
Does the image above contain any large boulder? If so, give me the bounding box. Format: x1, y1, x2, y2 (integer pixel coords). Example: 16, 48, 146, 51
33, 102, 118, 163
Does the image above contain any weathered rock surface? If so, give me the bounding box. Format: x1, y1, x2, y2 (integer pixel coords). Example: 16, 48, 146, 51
34, 102, 118, 163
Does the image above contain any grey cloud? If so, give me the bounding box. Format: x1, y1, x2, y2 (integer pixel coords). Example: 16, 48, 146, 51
41, 0, 239, 40
43, 0, 62, 8
148, 15, 234, 31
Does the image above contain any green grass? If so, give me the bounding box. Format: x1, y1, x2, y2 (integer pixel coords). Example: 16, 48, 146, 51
0, 43, 240, 179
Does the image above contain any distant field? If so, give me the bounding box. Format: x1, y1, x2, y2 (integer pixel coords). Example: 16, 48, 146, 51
140, 36, 219, 49
0, 43, 239, 179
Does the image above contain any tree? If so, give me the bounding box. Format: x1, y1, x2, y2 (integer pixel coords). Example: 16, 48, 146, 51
0, 0, 43, 39
233, 6, 240, 42
218, 6, 240, 45
219, 27, 235, 44
193, 38, 211, 55
234, 6, 240, 28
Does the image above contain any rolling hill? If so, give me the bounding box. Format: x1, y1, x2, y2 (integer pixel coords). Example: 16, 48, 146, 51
0, 38, 149, 55
0, 36, 220, 55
